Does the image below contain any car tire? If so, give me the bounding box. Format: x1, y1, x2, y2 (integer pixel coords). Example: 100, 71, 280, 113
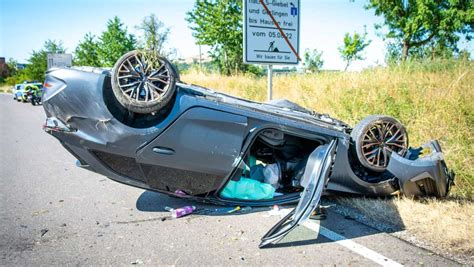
351, 115, 409, 172
111, 50, 178, 114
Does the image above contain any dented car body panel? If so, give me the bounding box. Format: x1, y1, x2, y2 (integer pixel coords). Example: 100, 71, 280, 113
387, 140, 454, 197
42, 67, 454, 202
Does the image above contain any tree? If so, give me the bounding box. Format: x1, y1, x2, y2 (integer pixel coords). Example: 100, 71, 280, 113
339, 30, 371, 71
136, 14, 170, 55
75, 33, 101, 67
5, 58, 30, 85
98, 16, 136, 67
24, 40, 65, 81
304, 49, 324, 73
367, 0, 473, 61
186, 0, 246, 75
5, 70, 30, 85
386, 40, 456, 62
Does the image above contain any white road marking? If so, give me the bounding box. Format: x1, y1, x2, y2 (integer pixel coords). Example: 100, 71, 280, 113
302, 219, 403, 267
275, 208, 403, 266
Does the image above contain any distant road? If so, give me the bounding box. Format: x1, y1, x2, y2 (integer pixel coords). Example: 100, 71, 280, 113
0, 94, 456, 265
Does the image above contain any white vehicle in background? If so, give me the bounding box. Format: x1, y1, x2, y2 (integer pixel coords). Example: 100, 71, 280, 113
12, 84, 24, 101
12, 82, 44, 102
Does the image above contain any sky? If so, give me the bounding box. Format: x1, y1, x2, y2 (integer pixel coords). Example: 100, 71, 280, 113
1, 0, 472, 71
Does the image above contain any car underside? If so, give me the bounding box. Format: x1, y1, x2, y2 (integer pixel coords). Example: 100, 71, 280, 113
42, 50, 455, 247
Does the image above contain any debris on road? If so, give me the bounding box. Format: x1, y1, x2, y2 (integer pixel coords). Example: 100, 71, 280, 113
227, 206, 241, 214
130, 259, 143, 265
170, 205, 196, 218
40, 228, 49, 237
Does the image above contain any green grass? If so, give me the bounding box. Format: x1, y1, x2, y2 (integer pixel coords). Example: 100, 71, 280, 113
182, 59, 474, 199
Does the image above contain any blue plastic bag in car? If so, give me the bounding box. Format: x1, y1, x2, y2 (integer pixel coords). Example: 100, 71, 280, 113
220, 177, 275, 200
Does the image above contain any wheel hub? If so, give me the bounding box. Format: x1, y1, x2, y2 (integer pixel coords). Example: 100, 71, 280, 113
361, 121, 408, 169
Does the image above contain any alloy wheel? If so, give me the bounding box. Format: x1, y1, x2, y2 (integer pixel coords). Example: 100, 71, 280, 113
361, 121, 408, 169
116, 52, 171, 103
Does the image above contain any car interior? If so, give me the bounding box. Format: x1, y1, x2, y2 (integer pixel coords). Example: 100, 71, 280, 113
219, 129, 324, 201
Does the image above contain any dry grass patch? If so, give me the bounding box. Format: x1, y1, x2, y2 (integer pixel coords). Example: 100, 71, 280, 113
336, 197, 474, 262
0, 85, 11, 93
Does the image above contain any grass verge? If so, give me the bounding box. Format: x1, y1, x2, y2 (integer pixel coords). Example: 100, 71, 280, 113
333, 196, 473, 264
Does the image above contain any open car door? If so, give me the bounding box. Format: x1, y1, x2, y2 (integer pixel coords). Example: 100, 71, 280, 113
259, 139, 337, 248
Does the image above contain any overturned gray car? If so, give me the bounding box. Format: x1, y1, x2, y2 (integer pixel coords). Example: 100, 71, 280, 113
42, 50, 454, 247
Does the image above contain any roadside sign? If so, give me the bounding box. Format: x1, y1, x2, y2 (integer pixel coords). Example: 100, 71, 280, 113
244, 0, 300, 65
47, 53, 72, 69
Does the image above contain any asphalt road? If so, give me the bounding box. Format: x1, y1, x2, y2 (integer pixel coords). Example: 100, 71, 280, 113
0, 93, 457, 266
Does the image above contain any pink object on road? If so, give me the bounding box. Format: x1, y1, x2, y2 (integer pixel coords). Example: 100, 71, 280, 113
170, 206, 196, 218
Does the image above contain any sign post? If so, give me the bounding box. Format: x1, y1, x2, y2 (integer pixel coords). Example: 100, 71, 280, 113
267, 65, 273, 101
243, 0, 301, 100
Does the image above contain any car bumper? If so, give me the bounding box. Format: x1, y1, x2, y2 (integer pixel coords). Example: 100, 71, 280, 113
387, 140, 455, 197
